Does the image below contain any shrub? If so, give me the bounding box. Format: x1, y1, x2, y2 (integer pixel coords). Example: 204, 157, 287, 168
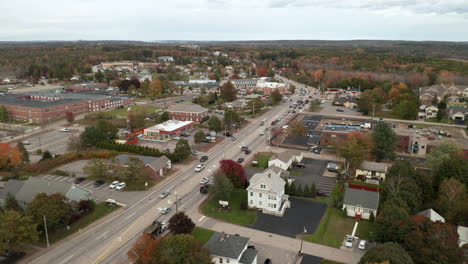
51, 170, 70, 176
240, 201, 248, 210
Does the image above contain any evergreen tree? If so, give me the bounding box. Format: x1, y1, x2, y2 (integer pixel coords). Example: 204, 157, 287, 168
310, 183, 317, 197
296, 184, 304, 197
17, 141, 29, 163
303, 184, 311, 197
289, 182, 297, 196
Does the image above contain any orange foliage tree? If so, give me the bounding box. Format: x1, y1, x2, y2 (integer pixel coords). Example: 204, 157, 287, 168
127, 234, 162, 264
0, 143, 22, 169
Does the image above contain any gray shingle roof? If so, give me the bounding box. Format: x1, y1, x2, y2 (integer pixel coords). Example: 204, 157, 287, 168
450, 107, 468, 114
115, 154, 157, 165
167, 102, 208, 113
205, 232, 249, 259
247, 169, 285, 194
239, 247, 257, 264
343, 185, 379, 210
0, 179, 25, 204
359, 161, 389, 173
147, 155, 170, 171
0, 94, 82, 108
270, 150, 300, 164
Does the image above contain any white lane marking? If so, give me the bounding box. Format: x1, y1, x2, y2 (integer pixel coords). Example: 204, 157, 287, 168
96, 232, 108, 241
58, 254, 75, 264
83, 181, 93, 187
68, 178, 74, 182
198, 216, 205, 222
212, 165, 216, 168
125, 212, 136, 220
60, 177, 68, 181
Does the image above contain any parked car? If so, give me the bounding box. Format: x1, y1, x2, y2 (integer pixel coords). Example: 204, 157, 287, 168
200, 177, 210, 185
264, 259, 272, 264
74, 177, 86, 184
173, 136, 180, 140
293, 162, 306, 168
327, 163, 339, 172
336, 109, 344, 112
115, 182, 126, 190
109, 181, 120, 189
223, 132, 233, 137
200, 185, 209, 194
241, 146, 248, 151
237, 157, 245, 163
162, 148, 170, 153
93, 180, 105, 187
200, 156, 208, 162
231, 136, 237, 141
195, 164, 205, 172
245, 149, 251, 155
59, 128, 70, 132
358, 240, 367, 250
345, 236, 354, 248
159, 207, 172, 215
159, 191, 170, 199
180, 133, 190, 137
22, 141, 31, 145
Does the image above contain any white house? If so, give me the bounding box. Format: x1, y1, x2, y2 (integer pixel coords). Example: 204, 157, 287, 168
457, 226, 468, 247
342, 185, 379, 220
417, 208, 445, 223
449, 107, 468, 121
267, 151, 303, 171
247, 168, 290, 216
355, 161, 390, 183
204, 232, 257, 264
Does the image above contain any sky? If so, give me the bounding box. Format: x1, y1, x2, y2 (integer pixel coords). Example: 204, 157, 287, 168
1, 0, 467, 41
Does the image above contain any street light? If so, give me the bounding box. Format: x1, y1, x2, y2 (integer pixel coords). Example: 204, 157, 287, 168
299, 226, 307, 255
43, 215, 50, 248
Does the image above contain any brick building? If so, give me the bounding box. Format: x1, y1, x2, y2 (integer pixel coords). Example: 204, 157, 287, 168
255, 81, 288, 95
167, 102, 208, 123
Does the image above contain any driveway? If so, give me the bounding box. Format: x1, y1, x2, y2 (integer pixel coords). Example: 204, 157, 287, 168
289, 158, 328, 187
249, 197, 327, 238
301, 254, 322, 264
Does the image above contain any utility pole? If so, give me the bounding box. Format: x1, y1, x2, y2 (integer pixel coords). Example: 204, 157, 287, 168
372, 103, 375, 117
175, 191, 178, 213
299, 226, 307, 255
43, 215, 50, 248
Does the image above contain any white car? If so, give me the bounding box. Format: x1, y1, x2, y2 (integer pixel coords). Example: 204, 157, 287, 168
109, 181, 120, 189
345, 236, 354, 248
358, 240, 367, 250
116, 182, 126, 190
195, 164, 205, 172
59, 128, 70, 132
159, 207, 172, 215
200, 177, 210, 184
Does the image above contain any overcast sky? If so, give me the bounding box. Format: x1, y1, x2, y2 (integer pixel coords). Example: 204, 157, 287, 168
1, 0, 467, 41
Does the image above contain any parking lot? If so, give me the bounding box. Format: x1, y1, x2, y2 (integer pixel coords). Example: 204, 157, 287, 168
318, 101, 363, 117
289, 158, 337, 195
249, 198, 327, 238
300, 254, 322, 264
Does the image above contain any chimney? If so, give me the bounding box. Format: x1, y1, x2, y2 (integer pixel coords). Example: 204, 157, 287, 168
220, 232, 226, 241
268, 173, 271, 178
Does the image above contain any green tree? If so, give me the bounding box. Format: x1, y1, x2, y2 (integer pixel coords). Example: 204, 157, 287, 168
246, 98, 265, 114
296, 184, 304, 196
220, 81, 237, 102
173, 139, 191, 161
374, 200, 410, 242
194, 130, 205, 144
17, 141, 29, 163
289, 181, 297, 195
0, 210, 39, 252
432, 155, 468, 188
337, 133, 372, 171
394, 100, 418, 120
270, 89, 283, 105
94, 71, 105, 82
26, 193, 73, 231
287, 120, 307, 137
427, 140, 462, 171
158, 234, 212, 264
436, 178, 467, 225
212, 173, 234, 200
289, 84, 296, 94
0, 105, 8, 122
359, 242, 414, 264
80, 120, 118, 148
303, 184, 311, 197
5, 193, 22, 213
41, 150, 53, 161
223, 109, 240, 128
372, 122, 397, 161
160, 111, 170, 122
168, 212, 195, 235
310, 183, 317, 197
208, 116, 222, 132
83, 159, 109, 179
357, 88, 385, 115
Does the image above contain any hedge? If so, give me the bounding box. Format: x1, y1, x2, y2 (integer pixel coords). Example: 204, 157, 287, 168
95, 141, 177, 161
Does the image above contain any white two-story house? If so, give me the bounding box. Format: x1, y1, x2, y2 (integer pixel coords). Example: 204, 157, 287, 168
247, 168, 290, 216
267, 150, 303, 171
204, 232, 257, 264
355, 161, 390, 183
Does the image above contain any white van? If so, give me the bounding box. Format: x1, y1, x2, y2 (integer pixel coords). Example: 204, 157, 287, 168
360, 123, 372, 129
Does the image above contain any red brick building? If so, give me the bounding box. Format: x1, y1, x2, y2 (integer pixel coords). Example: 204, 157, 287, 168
167, 102, 208, 123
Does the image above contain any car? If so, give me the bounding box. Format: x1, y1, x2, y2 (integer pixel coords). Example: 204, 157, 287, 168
202, 138, 211, 143
264, 259, 272, 264
293, 162, 306, 168
336, 109, 344, 112
116, 182, 126, 190
159, 191, 170, 199
200, 185, 209, 194
200, 177, 210, 185
244, 149, 251, 155
180, 133, 190, 137
231, 136, 237, 141
358, 240, 367, 250
173, 136, 180, 140
74, 177, 86, 184
200, 156, 208, 162
93, 180, 105, 187
223, 132, 233, 137
345, 236, 354, 248
22, 140, 31, 145
59, 128, 70, 132
241, 146, 248, 151
327, 163, 339, 172
282, 125, 289, 129
195, 164, 205, 172
109, 181, 120, 189
159, 207, 172, 215
237, 157, 245, 163
162, 148, 170, 153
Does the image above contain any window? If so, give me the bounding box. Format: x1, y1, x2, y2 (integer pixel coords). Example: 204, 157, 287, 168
259, 193, 262, 198
226, 260, 230, 263
268, 195, 276, 200
260, 184, 266, 189
250, 200, 253, 204
220, 258, 223, 263
250, 192, 253, 196
259, 201, 262, 206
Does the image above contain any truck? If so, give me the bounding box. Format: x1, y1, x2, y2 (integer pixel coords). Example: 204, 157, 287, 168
144, 220, 167, 238
360, 123, 372, 129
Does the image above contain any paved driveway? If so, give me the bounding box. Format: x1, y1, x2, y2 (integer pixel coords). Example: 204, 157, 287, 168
301, 254, 322, 264
252, 242, 299, 264
289, 158, 328, 186
249, 198, 327, 238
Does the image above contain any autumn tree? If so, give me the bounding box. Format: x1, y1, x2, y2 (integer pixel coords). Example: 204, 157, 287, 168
212, 173, 234, 200
357, 88, 386, 115
80, 120, 118, 147
372, 122, 397, 161
194, 130, 205, 144
168, 212, 195, 235
0, 143, 22, 169
246, 98, 264, 114
436, 178, 468, 225
173, 139, 191, 161
208, 116, 222, 132
0, 105, 8, 122
128, 234, 162, 264
148, 80, 163, 99
17, 141, 29, 163
337, 132, 373, 171
83, 159, 109, 180
223, 109, 240, 128
0, 210, 39, 252
359, 242, 413, 264
270, 89, 283, 105
158, 234, 212, 264
427, 140, 462, 171
219, 159, 246, 187
220, 81, 237, 102
288, 84, 296, 94
287, 120, 307, 138
119, 157, 149, 180
26, 193, 73, 231
65, 111, 74, 123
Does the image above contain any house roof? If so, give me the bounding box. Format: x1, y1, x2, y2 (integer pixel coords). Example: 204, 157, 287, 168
205, 232, 249, 259
239, 247, 258, 264
167, 102, 208, 113
266, 165, 284, 176
115, 154, 157, 165
359, 161, 389, 173
147, 156, 170, 171
343, 185, 380, 210
450, 107, 468, 114
270, 150, 301, 164
0, 179, 26, 202
247, 170, 285, 194
417, 208, 446, 223
458, 226, 468, 243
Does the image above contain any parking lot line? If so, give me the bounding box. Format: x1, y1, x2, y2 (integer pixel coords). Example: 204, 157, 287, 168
68, 178, 75, 182
42, 175, 49, 179
83, 181, 93, 187
60, 177, 68, 181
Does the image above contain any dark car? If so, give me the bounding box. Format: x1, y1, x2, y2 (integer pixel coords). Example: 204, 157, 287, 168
180, 133, 190, 137
0, 251, 25, 264
200, 185, 209, 194
241, 146, 248, 152
244, 149, 251, 155
237, 158, 245, 163
223, 132, 233, 137
200, 156, 208, 162
93, 180, 105, 187
336, 109, 344, 112
74, 177, 86, 184
202, 138, 211, 143
264, 259, 272, 264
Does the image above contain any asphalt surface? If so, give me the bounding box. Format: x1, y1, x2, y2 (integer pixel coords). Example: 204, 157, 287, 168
289, 158, 328, 186
301, 254, 323, 264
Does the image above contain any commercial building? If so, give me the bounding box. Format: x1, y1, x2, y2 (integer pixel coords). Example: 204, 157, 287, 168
255, 81, 288, 95
65, 83, 107, 92
167, 102, 209, 123
142, 120, 194, 141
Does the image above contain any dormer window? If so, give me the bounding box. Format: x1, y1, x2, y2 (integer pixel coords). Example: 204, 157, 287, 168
260, 184, 266, 189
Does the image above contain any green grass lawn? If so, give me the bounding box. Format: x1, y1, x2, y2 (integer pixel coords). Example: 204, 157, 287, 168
355, 220, 376, 240
43, 203, 119, 244
201, 189, 257, 226
305, 207, 354, 247
106, 105, 160, 118
425, 117, 452, 124
290, 171, 304, 176
257, 153, 273, 169
321, 260, 344, 264
191, 227, 215, 244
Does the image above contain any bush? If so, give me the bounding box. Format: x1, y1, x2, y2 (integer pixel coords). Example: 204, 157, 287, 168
96, 141, 176, 161
51, 170, 70, 176
240, 201, 248, 210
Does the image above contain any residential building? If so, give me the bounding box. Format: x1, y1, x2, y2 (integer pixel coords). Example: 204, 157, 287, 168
355, 161, 390, 183
142, 120, 194, 141
167, 102, 209, 123
267, 150, 303, 171
417, 208, 445, 223
113, 154, 171, 177
419, 84, 468, 105
342, 184, 379, 220
255, 81, 288, 95
247, 168, 290, 216
204, 232, 257, 264
0, 177, 92, 208
457, 226, 468, 247
157, 56, 174, 62
418, 105, 438, 119
223, 100, 248, 111
449, 106, 468, 121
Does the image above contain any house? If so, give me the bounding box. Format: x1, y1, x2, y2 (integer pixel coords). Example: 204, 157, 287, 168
167, 102, 209, 123
113, 154, 171, 177
204, 232, 257, 264
417, 208, 445, 223
268, 151, 303, 171
223, 100, 248, 111
142, 120, 194, 142
342, 184, 379, 220
247, 169, 290, 216
355, 161, 390, 183
419, 84, 468, 105
0, 177, 92, 208
157, 56, 174, 62
418, 105, 438, 119
449, 107, 468, 121
457, 226, 468, 247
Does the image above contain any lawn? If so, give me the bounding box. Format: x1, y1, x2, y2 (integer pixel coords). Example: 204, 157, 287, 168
106, 105, 160, 118
201, 188, 257, 226
321, 260, 344, 264
290, 171, 304, 176
191, 227, 215, 244
355, 220, 376, 240
44, 203, 119, 244
425, 117, 452, 124
256, 153, 274, 169
304, 207, 354, 247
